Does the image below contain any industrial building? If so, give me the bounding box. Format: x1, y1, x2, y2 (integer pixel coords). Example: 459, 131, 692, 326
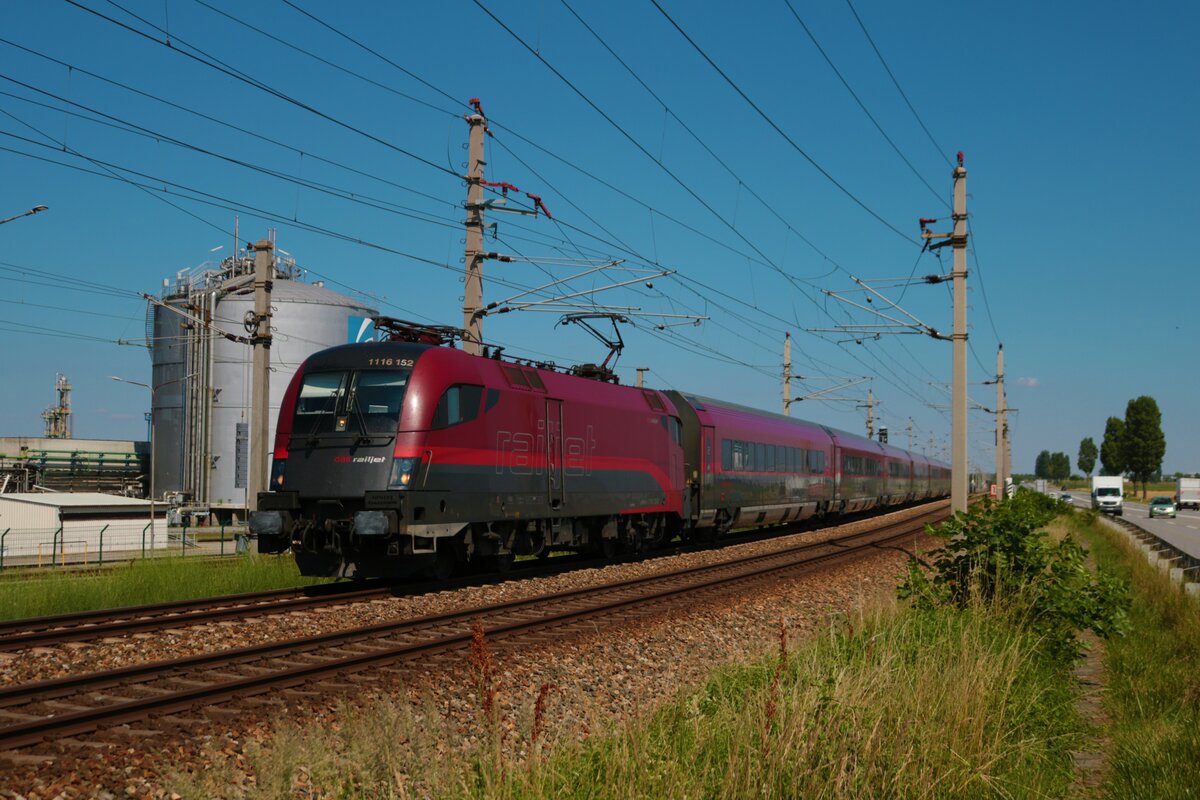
0, 437, 148, 495
0, 492, 166, 565
148, 240, 377, 521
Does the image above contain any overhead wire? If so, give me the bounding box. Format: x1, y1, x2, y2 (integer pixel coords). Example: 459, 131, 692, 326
0, 37, 459, 212
842, 0, 952, 168
556, 0, 844, 269
0, 82, 468, 233
64, 0, 462, 180
780, 0, 947, 208
189, 0, 463, 121
22, 2, 955, 433
469, 0, 833, 303
647, 0, 916, 243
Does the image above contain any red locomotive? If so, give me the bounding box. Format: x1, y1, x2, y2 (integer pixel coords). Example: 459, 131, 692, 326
251, 321, 950, 578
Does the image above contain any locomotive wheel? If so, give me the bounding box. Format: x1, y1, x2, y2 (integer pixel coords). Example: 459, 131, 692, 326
601, 536, 619, 560
429, 547, 456, 581
495, 551, 515, 573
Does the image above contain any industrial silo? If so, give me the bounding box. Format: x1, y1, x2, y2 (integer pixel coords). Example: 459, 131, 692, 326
149, 247, 377, 520
208, 279, 377, 510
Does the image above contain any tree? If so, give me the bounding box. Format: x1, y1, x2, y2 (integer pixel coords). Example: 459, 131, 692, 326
1123, 395, 1166, 499
1049, 452, 1071, 482
1099, 417, 1125, 476
1035, 450, 1051, 479
1077, 437, 1098, 477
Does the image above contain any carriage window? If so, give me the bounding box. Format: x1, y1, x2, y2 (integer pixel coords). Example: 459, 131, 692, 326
722, 439, 733, 471
733, 440, 750, 471
431, 384, 483, 429
766, 445, 775, 472
755, 443, 766, 472
808, 450, 825, 474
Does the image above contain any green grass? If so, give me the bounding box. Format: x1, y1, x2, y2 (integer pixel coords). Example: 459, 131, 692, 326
0, 554, 333, 620
180, 595, 1085, 799
1076, 513, 1200, 798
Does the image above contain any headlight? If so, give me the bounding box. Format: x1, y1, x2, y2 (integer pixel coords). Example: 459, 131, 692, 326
388, 457, 420, 489
270, 458, 286, 489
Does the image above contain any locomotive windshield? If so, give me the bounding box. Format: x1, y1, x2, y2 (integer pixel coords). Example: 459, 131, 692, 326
295, 369, 410, 434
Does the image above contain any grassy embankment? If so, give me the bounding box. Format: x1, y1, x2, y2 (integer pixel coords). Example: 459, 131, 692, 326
176, 493, 1139, 799
1076, 513, 1200, 798
0, 555, 332, 620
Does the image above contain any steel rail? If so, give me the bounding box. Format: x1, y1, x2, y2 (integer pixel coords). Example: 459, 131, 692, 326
0, 584, 393, 651
0, 501, 944, 650
0, 505, 945, 751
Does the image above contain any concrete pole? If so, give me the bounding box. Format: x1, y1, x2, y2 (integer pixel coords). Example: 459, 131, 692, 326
462, 112, 488, 355
1006, 432, 1013, 488
636, 368, 648, 388
782, 333, 791, 416
995, 344, 1006, 496
950, 154, 969, 513
866, 389, 874, 439
149, 385, 156, 543
249, 239, 273, 511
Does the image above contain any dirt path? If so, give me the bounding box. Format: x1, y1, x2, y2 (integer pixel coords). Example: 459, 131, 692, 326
1070, 544, 1112, 797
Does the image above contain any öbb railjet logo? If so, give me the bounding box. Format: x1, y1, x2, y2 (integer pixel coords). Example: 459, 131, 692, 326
333, 456, 387, 464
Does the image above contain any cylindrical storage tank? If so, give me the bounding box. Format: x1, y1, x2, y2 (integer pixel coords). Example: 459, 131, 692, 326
208, 281, 376, 510
149, 296, 190, 497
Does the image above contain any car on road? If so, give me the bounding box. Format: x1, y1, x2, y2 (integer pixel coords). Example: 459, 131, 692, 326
1149, 497, 1177, 519
1060, 493, 1073, 503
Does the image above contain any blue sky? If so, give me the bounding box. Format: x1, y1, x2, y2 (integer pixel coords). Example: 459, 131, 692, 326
1, 0, 1196, 475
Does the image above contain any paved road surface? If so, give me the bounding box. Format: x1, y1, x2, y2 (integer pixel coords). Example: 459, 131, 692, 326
1060, 490, 1200, 559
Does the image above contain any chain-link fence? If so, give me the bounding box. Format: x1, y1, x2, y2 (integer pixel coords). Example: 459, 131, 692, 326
0, 521, 250, 570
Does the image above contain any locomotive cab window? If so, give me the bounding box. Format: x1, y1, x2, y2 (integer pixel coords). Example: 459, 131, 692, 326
431, 384, 484, 429
347, 370, 409, 432
295, 369, 409, 434
296, 372, 345, 421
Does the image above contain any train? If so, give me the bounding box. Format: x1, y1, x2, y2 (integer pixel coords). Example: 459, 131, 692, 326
250, 321, 950, 578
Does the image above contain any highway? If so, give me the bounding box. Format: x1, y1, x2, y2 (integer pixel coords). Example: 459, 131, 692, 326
1060, 490, 1200, 559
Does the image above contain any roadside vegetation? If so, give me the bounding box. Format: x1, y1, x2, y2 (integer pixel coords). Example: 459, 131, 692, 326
177, 492, 1138, 799
1077, 512, 1200, 798
0, 554, 331, 620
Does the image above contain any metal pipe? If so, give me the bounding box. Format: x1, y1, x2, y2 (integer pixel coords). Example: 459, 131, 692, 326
98, 524, 109, 567
0, 529, 8, 570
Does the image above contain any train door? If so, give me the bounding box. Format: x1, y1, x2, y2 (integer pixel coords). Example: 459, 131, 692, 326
668, 417, 687, 518
701, 426, 716, 499
546, 398, 565, 510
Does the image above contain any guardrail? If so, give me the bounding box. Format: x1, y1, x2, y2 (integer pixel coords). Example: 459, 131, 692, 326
1102, 515, 1200, 595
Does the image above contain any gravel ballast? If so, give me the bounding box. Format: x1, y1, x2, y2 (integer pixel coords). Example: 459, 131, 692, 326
0, 502, 943, 797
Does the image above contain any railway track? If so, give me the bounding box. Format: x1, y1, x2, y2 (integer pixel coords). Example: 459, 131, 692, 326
0, 583, 391, 652
0, 504, 946, 752
0, 503, 934, 651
